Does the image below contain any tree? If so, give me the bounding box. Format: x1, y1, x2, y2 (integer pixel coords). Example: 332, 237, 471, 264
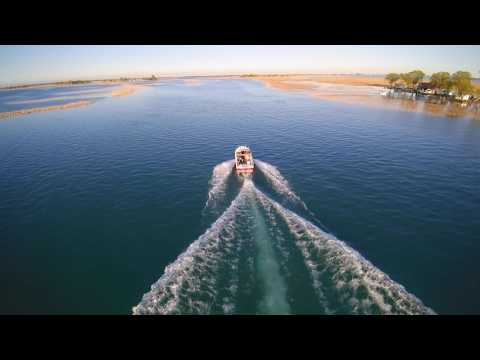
473, 85, 480, 101
408, 70, 425, 89
430, 72, 451, 91
385, 73, 400, 87
400, 73, 413, 88
451, 71, 473, 96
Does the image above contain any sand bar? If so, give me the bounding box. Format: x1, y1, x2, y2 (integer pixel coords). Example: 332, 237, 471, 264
183, 79, 202, 86
0, 101, 91, 120
0, 83, 149, 120
253, 74, 388, 88
111, 83, 148, 96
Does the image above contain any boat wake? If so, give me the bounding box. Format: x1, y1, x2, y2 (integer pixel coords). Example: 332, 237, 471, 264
254, 159, 306, 208
202, 159, 235, 218
133, 160, 434, 315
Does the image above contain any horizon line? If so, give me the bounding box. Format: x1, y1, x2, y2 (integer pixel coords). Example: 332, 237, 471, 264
2, 72, 479, 88
0, 72, 410, 87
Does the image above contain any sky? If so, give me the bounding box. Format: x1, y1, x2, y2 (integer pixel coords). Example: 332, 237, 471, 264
0, 45, 479, 85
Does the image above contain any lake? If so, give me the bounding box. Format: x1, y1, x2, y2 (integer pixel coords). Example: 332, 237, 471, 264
1, 79, 479, 314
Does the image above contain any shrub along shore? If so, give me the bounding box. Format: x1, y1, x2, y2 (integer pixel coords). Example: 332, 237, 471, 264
385, 70, 480, 102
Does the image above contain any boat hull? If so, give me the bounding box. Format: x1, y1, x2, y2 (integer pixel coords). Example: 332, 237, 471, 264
235, 166, 254, 176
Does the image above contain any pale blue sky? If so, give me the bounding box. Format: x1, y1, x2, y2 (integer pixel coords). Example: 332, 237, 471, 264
1, 45, 479, 85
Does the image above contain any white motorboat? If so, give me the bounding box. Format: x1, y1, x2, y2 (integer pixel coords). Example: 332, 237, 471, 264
234, 146, 254, 176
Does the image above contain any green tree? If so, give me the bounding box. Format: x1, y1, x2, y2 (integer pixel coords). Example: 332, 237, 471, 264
451, 71, 474, 96
385, 73, 400, 87
430, 72, 451, 91
408, 70, 425, 89
473, 85, 480, 100
400, 73, 412, 88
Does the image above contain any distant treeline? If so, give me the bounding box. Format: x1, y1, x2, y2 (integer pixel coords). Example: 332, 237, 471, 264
1, 75, 160, 90
385, 70, 479, 97
2, 79, 93, 89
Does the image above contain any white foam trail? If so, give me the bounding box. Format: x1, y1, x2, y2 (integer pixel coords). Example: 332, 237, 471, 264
133, 186, 248, 315
134, 161, 434, 315
256, 159, 333, 234
253, 186, 435, 315
204, 160, 235, 212
255, 159, 306, 208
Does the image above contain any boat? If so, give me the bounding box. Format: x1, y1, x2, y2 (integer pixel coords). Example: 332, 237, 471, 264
234, 146, 254, 176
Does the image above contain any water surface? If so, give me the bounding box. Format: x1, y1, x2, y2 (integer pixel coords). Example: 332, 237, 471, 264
1, 79, 479, 314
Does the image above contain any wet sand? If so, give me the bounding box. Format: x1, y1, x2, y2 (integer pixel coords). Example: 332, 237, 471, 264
183, 79, 202, 86
0, 101, 91, 120
0, 83, 148, 119
253, 75, 480, 120
255, 74, 388, 89
111, 83, 147, 96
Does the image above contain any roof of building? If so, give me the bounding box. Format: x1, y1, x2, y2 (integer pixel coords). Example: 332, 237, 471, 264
417, 82, 432, 89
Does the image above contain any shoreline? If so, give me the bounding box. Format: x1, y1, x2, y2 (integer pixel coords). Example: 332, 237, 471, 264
2, 75, 478, 121
253, 74, 389, 88
111, 83, 147, 96
252, 75, 480, 120
0, 76, 219, 91
0, 79, 153, 91
0, 83, 148, 120
183, 79, 203, 86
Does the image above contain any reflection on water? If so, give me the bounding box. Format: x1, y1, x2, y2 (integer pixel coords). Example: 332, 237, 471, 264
273, 80, 480, 121
382, 92, 480, 120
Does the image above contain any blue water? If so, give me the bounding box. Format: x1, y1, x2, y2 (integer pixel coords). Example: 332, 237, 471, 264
1, 79, 479, 314
0, 84, 116, 112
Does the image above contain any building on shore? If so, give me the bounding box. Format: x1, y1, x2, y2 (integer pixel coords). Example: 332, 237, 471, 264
417, 82, 435, 95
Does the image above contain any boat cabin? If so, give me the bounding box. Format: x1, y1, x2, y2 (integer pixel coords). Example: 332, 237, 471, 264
234, 146, 254, 175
